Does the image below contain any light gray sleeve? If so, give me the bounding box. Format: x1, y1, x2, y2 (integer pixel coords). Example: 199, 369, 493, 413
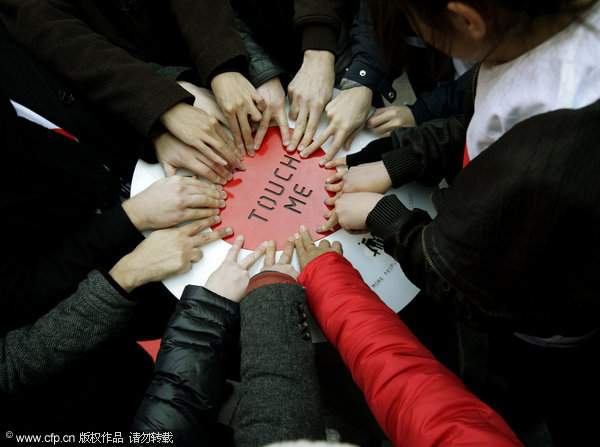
0, 270, 136, 394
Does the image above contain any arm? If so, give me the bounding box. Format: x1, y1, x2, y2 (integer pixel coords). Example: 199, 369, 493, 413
235, 282, 325, 446
0, 270, 136, 394
0, 0, 192, 137
298, 252, 522, 447
132, 286, 240, 445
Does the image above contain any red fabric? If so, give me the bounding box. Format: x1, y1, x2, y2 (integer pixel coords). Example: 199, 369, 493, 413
298, 252, 522, 447
462, 140, 471, 168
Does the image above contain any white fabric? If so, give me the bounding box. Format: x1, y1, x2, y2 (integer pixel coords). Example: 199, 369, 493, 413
10, 100, 60, 131
466, 3, 600, 161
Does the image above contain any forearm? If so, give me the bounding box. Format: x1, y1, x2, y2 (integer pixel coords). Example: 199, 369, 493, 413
0, 0, 192, 136
169, 0, 247, 85
235, 283, 325, 446
133, 286, 240, 445
298, 253, 521, 447
0, 270, 135, 394
0, 205, 142, 327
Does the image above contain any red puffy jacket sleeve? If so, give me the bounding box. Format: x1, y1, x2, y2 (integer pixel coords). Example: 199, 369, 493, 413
298, 252, 522, 447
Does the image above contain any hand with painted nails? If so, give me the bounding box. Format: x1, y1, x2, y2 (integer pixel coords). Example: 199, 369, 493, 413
123, 175, 227, 231
302, 86, 373, 165
154, 131, 233, 185
293, 225, 342, 270
287, 50, 335, 155
159, 102, 244, 172
109, 218, 232, 293
204, 235, 268, 302
211, 72, 266, 157
324, 161, 392, 195
261, 238, 298, 280
253, 77, 290, 152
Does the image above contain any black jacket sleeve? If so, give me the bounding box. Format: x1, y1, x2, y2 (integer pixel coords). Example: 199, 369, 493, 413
132, 286, 240, 446
235, 283, 326, 446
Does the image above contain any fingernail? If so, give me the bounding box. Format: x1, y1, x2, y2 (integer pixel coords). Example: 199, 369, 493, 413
269, 240, 276, 246
226, 227, 233, 235
259, 241, 268, 248
226, 173, 233, 181
219, 200, 226, 207
325, 184, 331, 189
324, 199, 329, 204
316, 226, 322, 232
287, 144, 295, 152
288, 236, 295, 242
219, 158, 228, 166
323, 212, 329, 218
294, 233, 300, 239
248, 151, 255, 157
300, 225, 307, 232
254, 143, 260, 150
236, 234, 243, 241
319, 159, 325, 166
215, 184, 223, 190
214, 216, 221, 223
220, 191, 227, 199
239, 162, 246, 170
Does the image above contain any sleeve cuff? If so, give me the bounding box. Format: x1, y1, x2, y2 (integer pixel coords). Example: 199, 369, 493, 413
99, 269, 135, 302
301, 25, 338, 54
381, 149, 423, 187
366, 195, 411, 238
246, 271, 298, 294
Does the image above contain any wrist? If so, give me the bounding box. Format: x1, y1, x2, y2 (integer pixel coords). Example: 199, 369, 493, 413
109, 254, 143, 293
303, 49, 334, 66
121, 199, 148, 232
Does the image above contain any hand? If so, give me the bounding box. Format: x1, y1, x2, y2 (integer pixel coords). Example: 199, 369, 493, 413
366, 105, 416, 137
177, 80, 227, 127
204, 235, 268, 302
287, 50, 335, 153
293, 225, 342, 270
159, 102, 244, 171
122, 175, 227, 231
260, 238, 298, 280
334, 192, 384, 232
211, 72, 266, 155
325, 161, 392, 195
254, 77, 290, 151
154, 131, 233, 184
302, 86, 373, 165
109, 218, 233, 293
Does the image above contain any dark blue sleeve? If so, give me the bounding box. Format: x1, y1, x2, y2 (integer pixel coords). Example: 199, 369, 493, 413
342, 1, 398, 103
407, 69, 470, 125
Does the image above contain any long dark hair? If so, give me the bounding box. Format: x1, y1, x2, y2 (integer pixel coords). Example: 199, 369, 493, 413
367, 0, 597, 72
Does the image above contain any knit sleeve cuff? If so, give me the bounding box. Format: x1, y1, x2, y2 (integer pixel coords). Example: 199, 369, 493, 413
245, 271, 298, 294
381, 149, 422, 187
301, 25, 337, 54
366, 195, 411, 238
406, 100, 431, 126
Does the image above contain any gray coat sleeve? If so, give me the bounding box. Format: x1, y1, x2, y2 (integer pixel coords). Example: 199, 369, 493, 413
235, 283, 326, 446
0, 270, 136, 394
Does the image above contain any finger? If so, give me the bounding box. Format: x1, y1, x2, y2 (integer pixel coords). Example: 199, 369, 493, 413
226, 112, 245, 153
161, 162, 178, 177
331, 240, 343, 254
288, 108, 308, 152
225, 235, 244, 262
303, 126, 332, 159
253, 113, 271, 151
373, 122, 394, 136
293, 233, 306, 259
298, 110, 321, 154
263, 240, 276, 267
189, 150, 233, 183
325, 181, 344, 193
192, 225, 233, 247
324, 191, 342, 206
239, 240, 268, 270
288, 95, 300, 120
325, 168, 348, 184
344, 128, 360, 151
324, 156, 348, 169
300, 225, 315, 248
319, 133, 346, 166
185, 208, 221, 221
274, 109, 291, 146
253, 92, 267, 113
213, 125, 245, 169
316, 212, 338, 233
277, 238, 295, 265
190, 247, 204, 263
365, 109, 389, 128
317, 239, 332, 249
183, 216, 216, 236
237, 111, 256, 155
